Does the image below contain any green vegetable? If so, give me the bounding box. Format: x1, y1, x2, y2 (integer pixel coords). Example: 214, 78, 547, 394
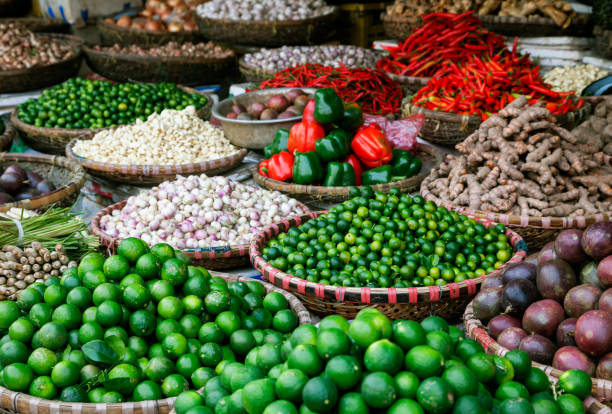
263, 129, 290, 159
17, 78, 207, 130
313, 88, 343, 124
323, 162, 356, 187
362, 165, 393, 185
338, 102, 363, 130
315, 130, 349, 162
390, 150, 415, 177
292, 151, 323, 185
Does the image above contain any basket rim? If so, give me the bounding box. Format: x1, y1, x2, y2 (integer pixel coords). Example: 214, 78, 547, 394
249, 211, 528, 304
196, 7, 338, 28
252, 142, 442, 197
0, 152, 87, 212
385, 72, 431, 84
91, 199, 311, 261
82, 43, 236, 66
404, 102, 482, 124
97, 16, 200, 38
66, 137, 248, 178
0, 121, 15, 149
421, 172, 612, 229
477, 12, 591, 27
0, 33, 82, 78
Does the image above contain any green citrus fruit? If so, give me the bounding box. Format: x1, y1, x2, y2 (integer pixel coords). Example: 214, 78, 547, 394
158, 296, 184, 320
175, 390, 205, 414
123, 283, 151, 309
29, 375, 57, 399
263, 292, 288, 313
337, 393, 369, 414
361, 371, 397, 409
96, 300, 122, 327
151, 243, 175, 262
29, 302, 52, 328
145, 356, 175, 382
161, 258, 188, 286
103, 255, 130, 281
242, 378, 276, 414
442, 364, 479, 397
66, 287, 92, 310
9, 318, 34, 343
82, 270, 107, 290
287, 345, 322, 377
162, 332, 188, 359
405, 345, 444, 379
392, 320, 427, 351
78, 253, 105, 279
52, 303, 81, 330
275, 369, 308, 403
43, 284, 67, 307
416, 377, 454, 414
161, 374, 189, 397
39, 321, 68, 350
28, 347, 58, 375
290, 324, 317, 347
364, 338, 403, 374
558, 369, 592, 400
150, 279, 174, 302
395, 371, 420, 399
129, 309, 155, 336
117, 238, 149, 264
0, 340, 28, 364
51, 360, 80, 387
324, 355, 362, 391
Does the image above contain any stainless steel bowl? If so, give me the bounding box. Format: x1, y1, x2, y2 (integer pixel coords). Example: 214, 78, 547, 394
213, 87, 316, 149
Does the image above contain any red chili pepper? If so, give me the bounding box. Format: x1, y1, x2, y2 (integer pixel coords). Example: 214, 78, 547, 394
288, 120, 325, 153
351, 123, 393, 168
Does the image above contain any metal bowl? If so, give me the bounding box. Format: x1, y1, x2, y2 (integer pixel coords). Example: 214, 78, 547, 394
213, 87, 316, 149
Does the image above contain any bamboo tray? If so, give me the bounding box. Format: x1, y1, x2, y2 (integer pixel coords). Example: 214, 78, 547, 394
250, 211, 527, 320
0, 153, 86, 213
196, 9, 339, 47
83, 45, 237, 86
0, 34, 82, 94
386, 72, 430, 94
91, 200, 310, 270
1, 17, 70, 33
0, 122, 15, 152
238, 58, 276, 83
381, 12, 422, 40
98, 18, 202, 47
252, 143, 442, 204
66, 136, 248, 185
479, 13, 593, 37
11, 87, 212, 155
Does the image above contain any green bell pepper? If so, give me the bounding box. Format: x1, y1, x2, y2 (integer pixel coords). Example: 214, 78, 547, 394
293, 151, 323, 185
314, 129, 349, 162
391, 149, 423, 178
362, 165, 392, 185
314, 88, 344, 124
263, 129, 290, 159
339, 102, 363, 130
323, 162, 356, 187
407, 157, 422, 177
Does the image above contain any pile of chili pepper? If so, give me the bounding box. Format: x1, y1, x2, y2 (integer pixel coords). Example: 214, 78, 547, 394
259, 88, 422, 187
411, 43, 584, 119
257, 64, 402, 115
377, 11, 507, 77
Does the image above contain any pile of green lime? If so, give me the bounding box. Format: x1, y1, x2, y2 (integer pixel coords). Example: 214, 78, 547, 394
262, 187, 514, 288
173, 309, 591, 414
0, 237, 299, 403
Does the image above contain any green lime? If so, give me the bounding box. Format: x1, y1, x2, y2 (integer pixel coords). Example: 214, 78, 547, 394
150, 279, 174, 302
318, 315, 350, 333
93, 283, 121, 305
105, 326, 128, 343
43, 284, 67, 307
246, 281, 266, 297
82, 270, 107, 290
66, 286, 92, 310
276, 369, 308, 403
102, 391, 124, 403
28, 347, 58, 375
199, 342, 223, 367
0, 340, 28, 364
123, 284, 151, 309
3, 363, 33, 391
52, 303, 81, 329
191, 366, 216, 389
348, 318, 381, 349
230, 365, 264, 393
183, 295, 203, 316
290, 325, 317, 347
205, 291, 231, 315
103, 255, 130, 281
324, 355, 362, 390
531, 391, 555, 402
242, 378, 276, 414
557, 394, 584, 414
120, 274, 145, 289
316, 328, 350, 360
452, 395, 486, 414
361, 371, 397, 409
108, 363, 141, 394
162, 333, 188, 359
558, 369, 592, 400
263, 400, 297, 414
505, 350, 531, 381
29, 376, 57, 399
51, 360, 80, 387
364, 338, 403, 374
256, 344, 283, 374
356, 309, 392, 339
477, 383, 493, 410
61, 385, 87, 402
495, 381, 530, 400
499, 398, 535, 414
129, 309, 155, 336
66, 349, 86, 368
219, 361, 242, 390
178, 314, 200, 339
405, 345, 444, 379
420, 316, 449, 333
395, 371, 420, 399
82, 306, 98, 324
417, 377, 454, 414
230, 330, 256, 356
88, 387, 107, 403
442, 364, 478, 397
158, 296, 184, 320
455, 339, 485, 361
273, 310, 298, 334
467, 353, 497, 383
199, 322, 225, 344
151, 243, 175, 262
148, 343, 164, 358
135, 253, 161, 280
80, 364, 101, 383
251, 308, 272, 329
392, 320, 427, 351
183, 275, 209, 298
174, 251, 191, 266
145, 356, 175, 382
263, 292, 288, 313
494, 355, 515, 385
39, 321, 68, 350
185, 407, 213, 414
161, 373, 189, 397
29, 303, 52, 328
337, 393, 369, 414
156, 319, 181, 341
216, 311, 241, 336
78, 253, 105, 279
288, 344, 322, 377
175, 390, 205, 414
426, 331, 453, 359
533, 399, 561, 414
78, 321, 104, 343
117, 238, 149, 264
17, 288, 42, 311
9, 318, 34, 343
96, 300, 122, 327
389, 398, 425, 414
161, 258, 188, 286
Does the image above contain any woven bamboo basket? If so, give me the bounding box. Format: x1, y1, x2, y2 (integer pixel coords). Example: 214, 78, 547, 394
98, 18, 202, 47
464, 300, 612, 402
0, 121, 15, 152
0, 34, 82, 94
381, 12, 422, 40
91, 200, 311, 270
196, 9, 339, 47
66, 136, 248, 185
1, 17, 70, 33
479, 13, 593, 37
252, 143, 442, 204
83, 45, 237, 86
421, 174, 612, 251
386, 72, 430, 94
250, 211, 528, 320
11, 88, 212, 155
0, 153, 86, 213
238, 58, 276, 83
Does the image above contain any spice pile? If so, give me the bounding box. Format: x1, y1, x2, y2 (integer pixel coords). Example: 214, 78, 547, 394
99, 174, 306, 248
378, 12, 507, 77
423, 96, 612, 217
196, 0, 334, 21
259, 89, 422, 187
94, 42, 234, 59
0, 23, 76, 70
105, 0, 203, 32
543, 64, 609, 94
258, 65, 402, 114
243, 45, 379, 73
73, 107, 238, 166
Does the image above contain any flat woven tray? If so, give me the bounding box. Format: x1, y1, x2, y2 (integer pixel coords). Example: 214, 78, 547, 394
83, 45, 237, 86
0, 152, 86, 213
0, 17, 70, 33
386, 72, 430, 94
250, 211, 527, 320
479, 13, 593, 37
97, 18, 202, 47
0, 34, 82, 94
252, 143, 442, 204
238, 58, 276, 83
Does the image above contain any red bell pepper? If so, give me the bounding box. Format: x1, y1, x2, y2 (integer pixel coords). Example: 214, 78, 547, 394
288, 120, 325, 153
258, 151, 294, 181
351, 123, 392, 168
345, 154, 363, 186
302, 99, 315, 123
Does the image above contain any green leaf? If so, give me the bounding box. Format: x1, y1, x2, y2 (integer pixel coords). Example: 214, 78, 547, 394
82, 340, 119, 365
104, 377, 138, 392
62, 344, 72, 362
105, 335, 126, 360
